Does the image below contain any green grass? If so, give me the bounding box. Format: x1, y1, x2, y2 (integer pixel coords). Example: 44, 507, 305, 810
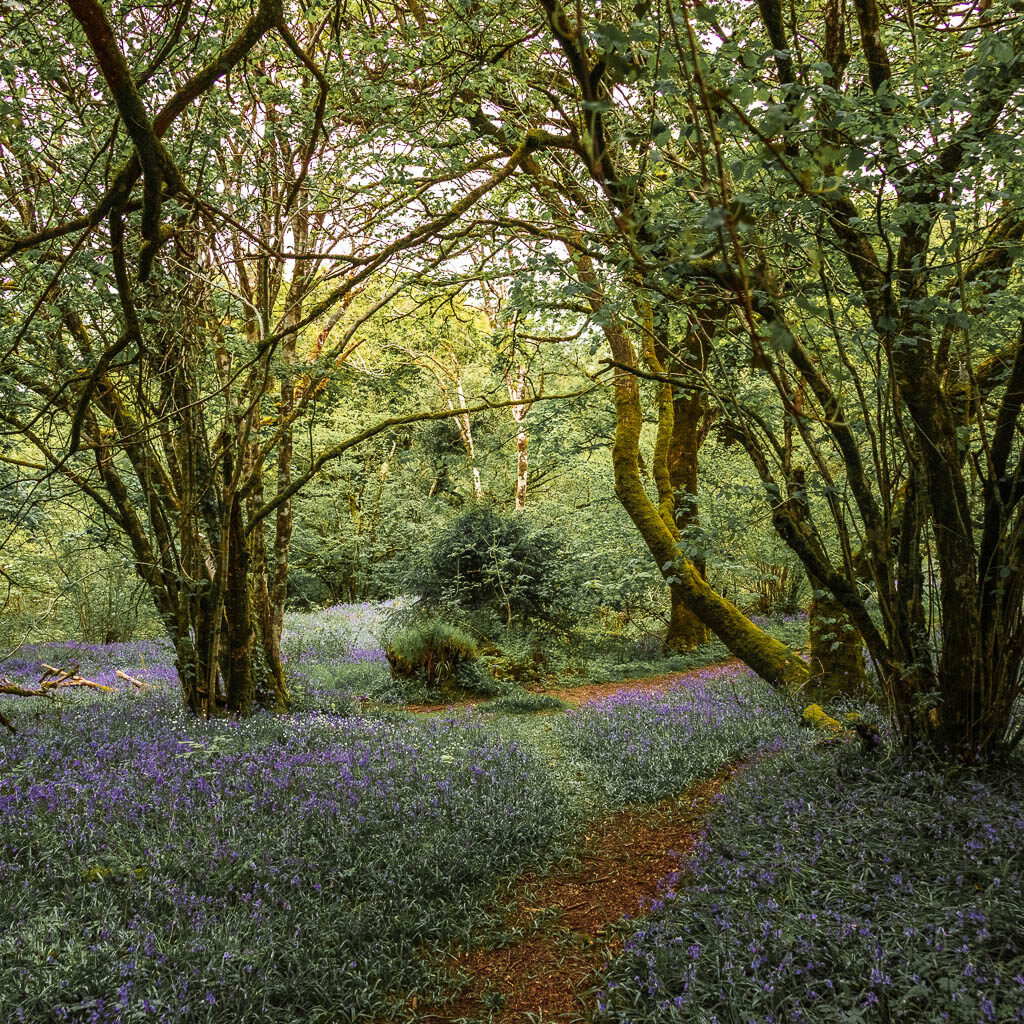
483, 690, 570, 714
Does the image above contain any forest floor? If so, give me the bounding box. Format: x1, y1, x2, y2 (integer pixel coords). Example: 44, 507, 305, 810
393, 662, 745, 1023
7, 616, 1020, 1023
418, 766, 740, 1023
403, 658, 740, 714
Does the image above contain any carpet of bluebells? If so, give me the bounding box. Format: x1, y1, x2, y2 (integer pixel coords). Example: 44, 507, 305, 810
597, 745, 1024, 1024
280, 602, 394, 705
4, 606, 1023, 1024
0, 613, 572, 1022
558, 663, 809, 805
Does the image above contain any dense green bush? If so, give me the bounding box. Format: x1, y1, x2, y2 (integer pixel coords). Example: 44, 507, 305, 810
483, 622, 578, 687
412, 505, 577, 626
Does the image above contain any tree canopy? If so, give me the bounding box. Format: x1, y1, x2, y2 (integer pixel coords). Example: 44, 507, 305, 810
2, 0, 1023, 760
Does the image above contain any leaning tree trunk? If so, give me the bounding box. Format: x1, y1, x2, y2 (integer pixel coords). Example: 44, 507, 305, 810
513, 155, 807, 692
607, 319, 809, 694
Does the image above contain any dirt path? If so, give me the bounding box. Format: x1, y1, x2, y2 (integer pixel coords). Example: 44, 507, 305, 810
391, 662, 746, 1021
543, 658, 741, 707
411, 761, 741, 1023
403, 658, 742, 714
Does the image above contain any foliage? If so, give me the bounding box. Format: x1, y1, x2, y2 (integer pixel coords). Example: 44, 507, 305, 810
384, 617, 499, 697
484, 622, 575, 688
597, 748, 1024, 1023
0, 687, 571, 1022
559, 665, 808, 805
0, 499, 161, 647
413, 505, 577, 626
485, 690, 569, 714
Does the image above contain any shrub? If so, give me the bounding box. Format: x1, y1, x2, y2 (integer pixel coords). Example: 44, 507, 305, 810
385, 618, 494, 696
485, 623, 572, 687
413, 505, 575, 625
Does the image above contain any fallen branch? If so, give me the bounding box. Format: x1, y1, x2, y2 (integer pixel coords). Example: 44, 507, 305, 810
115, 669, 151, 690
37, 664, 111, 693
0, 678, 52, 698
0, 663, 114, 730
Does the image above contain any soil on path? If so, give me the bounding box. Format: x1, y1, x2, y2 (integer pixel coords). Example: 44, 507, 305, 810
544, 658, 741, 707
392, 661, 746, 1021
403, 657, 741, 714
410, 761, 741, 1023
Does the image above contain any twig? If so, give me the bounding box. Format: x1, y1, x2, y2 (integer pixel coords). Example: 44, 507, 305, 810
560, 899, 595, 912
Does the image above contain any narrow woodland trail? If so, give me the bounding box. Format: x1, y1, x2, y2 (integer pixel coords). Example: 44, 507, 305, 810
541, 658, 741, 706
417, 763, 741, 1023
403, 657, 741, 714
399, 662, 746, 1023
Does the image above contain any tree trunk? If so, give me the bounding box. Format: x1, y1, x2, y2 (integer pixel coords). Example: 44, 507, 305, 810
663, 352, 714, 652
508, 364, 532, 510
807, 584, 867, 699
665, 592, 712, 652
607, 323, 809, 694
512, 158, 806, 693
454, 379, 484, 500
223, 493, 255, 714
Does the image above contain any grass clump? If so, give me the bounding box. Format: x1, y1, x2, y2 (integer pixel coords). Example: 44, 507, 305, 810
485, 690, 569, 714
385, 618, 500, 699
597, 746, 1024, 1024
559, 665, 806, 805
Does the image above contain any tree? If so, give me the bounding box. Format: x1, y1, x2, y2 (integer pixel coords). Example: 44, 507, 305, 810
0, 0, 573, 714
501, 0, 1024, 757
406, 0, 810, 684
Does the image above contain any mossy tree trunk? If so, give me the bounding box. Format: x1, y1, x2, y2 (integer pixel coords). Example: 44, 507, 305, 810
513, 152, 808, 694
807, 584, 867, 699
662, 322, 715, 652
607, 311, 809, 694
